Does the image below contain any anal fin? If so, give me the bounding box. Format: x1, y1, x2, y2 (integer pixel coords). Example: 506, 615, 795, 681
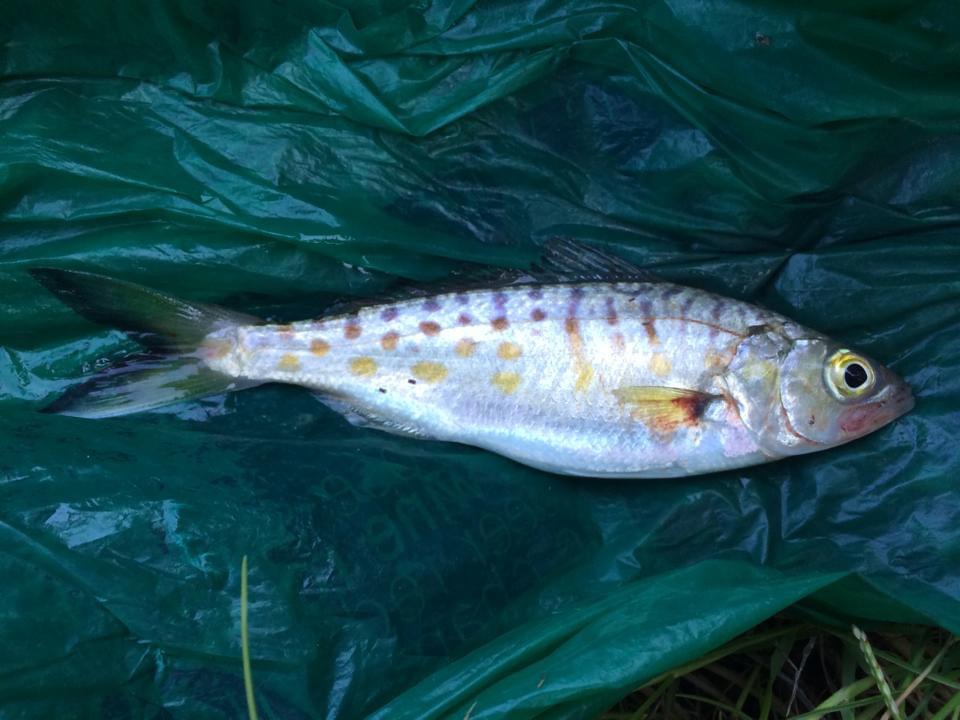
312, 393, 433, 440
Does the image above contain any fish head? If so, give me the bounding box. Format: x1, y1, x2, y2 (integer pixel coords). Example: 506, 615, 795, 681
724, 327, 914, 457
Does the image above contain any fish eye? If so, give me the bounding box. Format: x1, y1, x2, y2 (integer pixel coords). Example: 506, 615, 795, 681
825, 350, 876, 400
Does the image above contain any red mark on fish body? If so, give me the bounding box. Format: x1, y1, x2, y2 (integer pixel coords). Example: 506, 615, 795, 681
605, 297, 618, 326
642, 319, 659, 345
419, 321, 441, 336
458, 313, 473, 326
491, 316, 509, 331
531, 308, 546, 322
612, 332, 625, 352
381, 331, 399, 351
344, 322, 361, 340
839, 404, 885, 436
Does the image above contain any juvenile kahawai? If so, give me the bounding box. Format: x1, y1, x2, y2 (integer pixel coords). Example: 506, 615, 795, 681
32, 243, 914, 478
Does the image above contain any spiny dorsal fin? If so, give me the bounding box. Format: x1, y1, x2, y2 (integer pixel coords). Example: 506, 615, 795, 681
531, 238, 663, 283
319, 239, 658, 317
613, 386, 717, 433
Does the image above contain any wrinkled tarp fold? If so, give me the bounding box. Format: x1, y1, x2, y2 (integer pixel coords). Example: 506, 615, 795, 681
1, 1, 958, 717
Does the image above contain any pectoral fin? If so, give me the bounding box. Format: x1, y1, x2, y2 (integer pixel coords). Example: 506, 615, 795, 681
613, 386, 717, 433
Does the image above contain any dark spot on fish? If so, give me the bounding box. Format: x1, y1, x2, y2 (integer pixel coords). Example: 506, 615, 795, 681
808, 414, 816, 426
639, 298, 653, 318
605, 297, 619, 326
566, 288, 583, 327
423, 299, 441, 313
642, 319, 659, 345
531, 308, 547, 322
379, 387, 387, 394
344, 323, 361, 340
681, 295, 695, 318
528, 288, 543, 300
419, 321, 441, 336
381, 307, 398, 322
709, 300, 724, 339
493, 292, 507, 310
455, 293, 469, 305
458, 313, 473, 326
408, 378, 417, 385
491, 316, 509, 331
711, 300, 724, 322
663, 286, 683, 302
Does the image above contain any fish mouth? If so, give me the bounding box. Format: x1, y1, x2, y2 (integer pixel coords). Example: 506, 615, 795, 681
838, 381, 915, 438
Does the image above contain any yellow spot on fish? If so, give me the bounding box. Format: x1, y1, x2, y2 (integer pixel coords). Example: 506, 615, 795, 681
704, 350, 727, 369
278, 353, 300, 371
575, 365, 594, 392
412, 361, 448, 383
455, 338, 477, 358
350, 356, 378, 376
310, 339, 330, 356
491, 371, 521, 394
497, 341, 522, 361
650, 353, 671, 377
381, 331, 399, 351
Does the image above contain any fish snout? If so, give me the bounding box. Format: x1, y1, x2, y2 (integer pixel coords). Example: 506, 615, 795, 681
838, 376, 914, 439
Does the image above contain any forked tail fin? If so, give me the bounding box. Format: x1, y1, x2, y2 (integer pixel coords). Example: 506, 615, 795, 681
31, 268, 261, 418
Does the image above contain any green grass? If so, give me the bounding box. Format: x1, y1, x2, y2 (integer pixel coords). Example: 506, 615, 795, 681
602, 617, 959, 720
238, 556, 956, 719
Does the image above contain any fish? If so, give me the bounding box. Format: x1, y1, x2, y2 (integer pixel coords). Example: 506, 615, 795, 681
31, 242, 914, 478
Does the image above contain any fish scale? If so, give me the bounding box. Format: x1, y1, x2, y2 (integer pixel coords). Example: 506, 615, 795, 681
208, 283, 778, 477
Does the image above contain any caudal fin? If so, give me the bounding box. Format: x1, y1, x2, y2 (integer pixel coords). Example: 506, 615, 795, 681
32, 268, 260, 418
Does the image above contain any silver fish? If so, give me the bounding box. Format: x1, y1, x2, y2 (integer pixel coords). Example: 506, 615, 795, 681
32, 246, 914, 478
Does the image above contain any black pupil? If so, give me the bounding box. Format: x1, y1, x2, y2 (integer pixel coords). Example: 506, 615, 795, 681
844, 363, 868, 389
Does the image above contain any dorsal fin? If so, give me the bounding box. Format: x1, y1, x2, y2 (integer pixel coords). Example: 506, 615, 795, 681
531, 238, 662, 283
319, 239, 659, 317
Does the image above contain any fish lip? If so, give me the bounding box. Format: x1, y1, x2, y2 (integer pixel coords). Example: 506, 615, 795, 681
838, 380, 914, 438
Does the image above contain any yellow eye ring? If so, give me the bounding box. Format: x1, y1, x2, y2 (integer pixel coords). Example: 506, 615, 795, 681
825, 350, 875, 400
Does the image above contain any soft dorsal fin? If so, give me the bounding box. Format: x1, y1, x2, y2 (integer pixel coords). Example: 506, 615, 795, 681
531, 238, 663, 283
613, 386, 717, 433
320, 239, 659, 317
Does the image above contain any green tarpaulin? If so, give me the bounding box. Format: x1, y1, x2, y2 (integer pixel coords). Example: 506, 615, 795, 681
1, 1, 958, 717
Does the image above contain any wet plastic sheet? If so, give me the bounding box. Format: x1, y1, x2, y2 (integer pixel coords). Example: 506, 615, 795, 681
1, 1, 959, 717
